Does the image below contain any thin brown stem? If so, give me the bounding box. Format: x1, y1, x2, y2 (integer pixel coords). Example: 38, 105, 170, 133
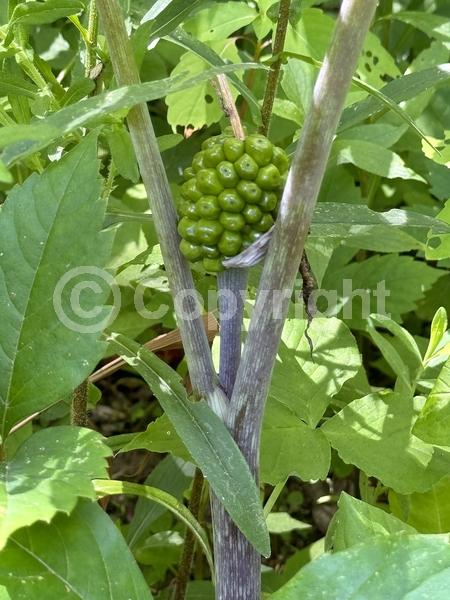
259, 0, 291, 136
173, 469, 205, 600
211, 75, 245, 140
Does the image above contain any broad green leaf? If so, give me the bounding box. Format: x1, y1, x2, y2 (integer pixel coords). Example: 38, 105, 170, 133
340, 64, 450, 132
389, 475, 450, 534
284, 8, 334, 60
266, 513, 311, 535
166, 40, 241, 130
8, 0, 84, 28
321, 254, 443, 327
106, 126, 139, 183
127, 456, 193, 548
0, 500, 152, 599
261, 399, 330, 485
0, 426, 110, 550
388, 12, 450, 48
414, 358, 450, 446
327, 492, 416, 552
0, 63, 262, 165
107, 333, 270, 557
427, 200, 450, 261
121, 414, 190, 459
270, 534, 450, 600
331, 139, 424, 181
0, 160, 12, 184
322, 391, 450, 494
253, 0, 277, 39
424, 307, 448, 364
270, 318, 360, 427
184, 2, 257, 42
357, 32, 401, 88
337, 123, 406, 148
93, 479, 214, 576
166, 27, 262, 121
0, 136, 111, 439
282, 58, 315, 116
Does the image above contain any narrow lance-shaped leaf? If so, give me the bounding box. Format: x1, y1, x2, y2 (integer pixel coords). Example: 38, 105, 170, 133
93, 479, 214, 577
107, 332, 271, 558
0, 135, 112, 439
0, 63, 264, 165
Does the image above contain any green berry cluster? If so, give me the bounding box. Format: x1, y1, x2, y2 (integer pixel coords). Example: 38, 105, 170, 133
177, 133, 289, 273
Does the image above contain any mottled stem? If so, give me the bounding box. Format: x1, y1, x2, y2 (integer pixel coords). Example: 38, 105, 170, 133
217, 269, 248, 399
259, 0, 291, 136
96, 0, 222, 406
71, 380, 88, 427
221, 2, 378, 599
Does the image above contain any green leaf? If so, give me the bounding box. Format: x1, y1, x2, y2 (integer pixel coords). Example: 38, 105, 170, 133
93, 479, 214, 577
0, 73, 37, 99
327, 492, 416, 552
311, 203, 450, 252
331, 139, 424, 181
340, 64, 450, 132
367, 314, 423, 391
284, 8, 334, 61
387, 12, 450, 48
8, 0, 84, 28
427, 201, 450, 261
121, 414, 190, 459
166, 40, 241, 130
0, 63, 263, 165
261, 399, 330, 485
389, 475, 450, 533
106, 126, 139, 182
127, 456, 193, 548
424, 307, 448, 364
270, 534, 450, 599
0, 135, 111, 439
107, 332, 271, 557
414, 358, 450, 446
184, 2, 257, 42
321, 254, 443, 327
166, 27, 262, 122
322, 391, 450, 494
270, 318, 361, 426
266, 512, 311, 535
0, 426, 110, 550
139, 0, 203, 42
0, 500, 152, 599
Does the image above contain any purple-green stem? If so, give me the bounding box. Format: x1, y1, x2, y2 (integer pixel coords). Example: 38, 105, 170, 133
214, 2, 379, 599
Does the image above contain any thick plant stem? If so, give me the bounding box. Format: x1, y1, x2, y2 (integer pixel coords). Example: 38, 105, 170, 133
96, 0, 222, 409
71, 380, 88, 427
259, 0, 291, 136
85, 0, 99, 77
173, 469, 204, 600
217, 269, 248, 399
217, 2, 378, 599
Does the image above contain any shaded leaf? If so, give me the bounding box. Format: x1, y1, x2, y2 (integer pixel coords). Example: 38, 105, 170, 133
414, 358, 450, 446
0, 135, 111, 438
0, 500, 152, 599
